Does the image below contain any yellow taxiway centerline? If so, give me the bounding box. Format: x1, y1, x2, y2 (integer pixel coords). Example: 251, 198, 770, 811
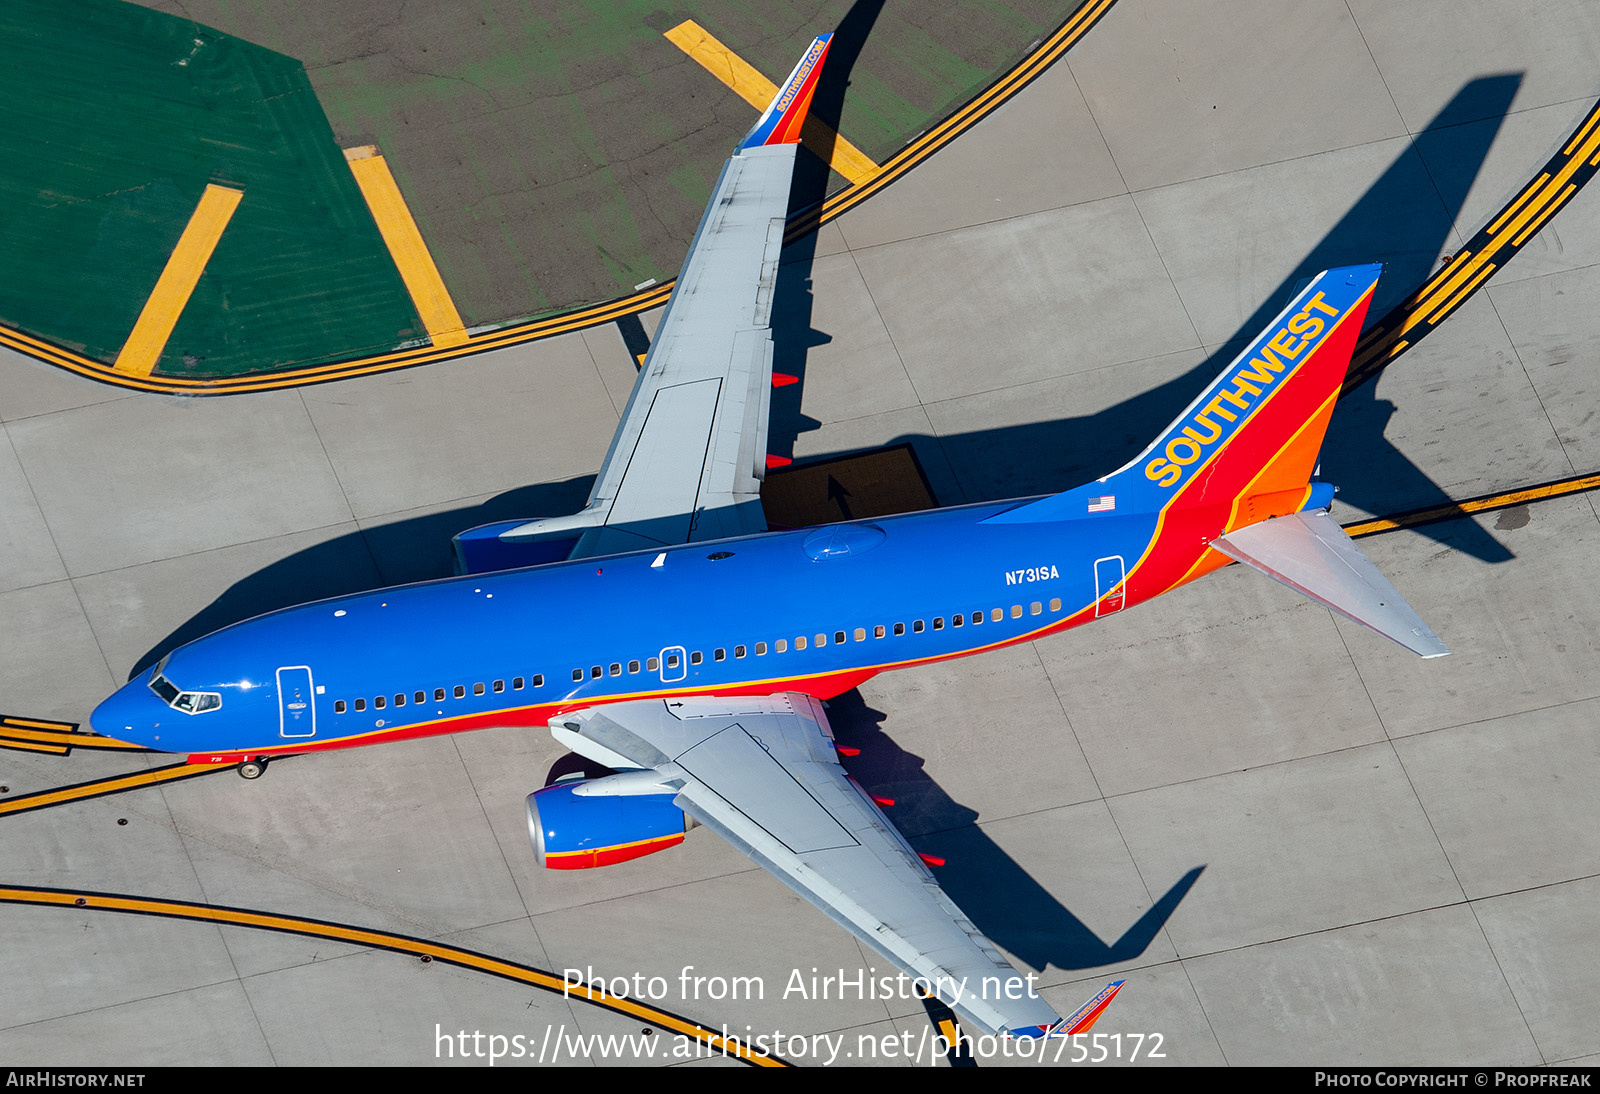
664, 20, 880, 185
0, 761, 217, 817
344, 145, 470, 349
0, 884, 787, 1066
113, 183, 243, 378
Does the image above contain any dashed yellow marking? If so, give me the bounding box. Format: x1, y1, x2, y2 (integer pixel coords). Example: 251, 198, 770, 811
0, 715, 145, 755
663, 20, 879, 185
0, 885, 787, 1066
113, 183, 242, 377
345, 145, 469, 349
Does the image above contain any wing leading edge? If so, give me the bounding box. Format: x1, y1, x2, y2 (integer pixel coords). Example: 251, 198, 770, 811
548, 694, 1065, 1039
501, 35, 834, 560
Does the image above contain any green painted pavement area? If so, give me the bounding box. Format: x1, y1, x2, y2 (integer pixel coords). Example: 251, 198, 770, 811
294, 0, 1084, 326
0, 0, 420, 380
4, 1, 1086, 380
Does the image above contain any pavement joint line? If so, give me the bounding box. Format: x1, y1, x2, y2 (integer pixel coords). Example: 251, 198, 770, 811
0, 2, 1121, 393
0, 884, 788, 1066
112, 183, 243, 378
663, 20, 879, 185
344, 145, 469, 350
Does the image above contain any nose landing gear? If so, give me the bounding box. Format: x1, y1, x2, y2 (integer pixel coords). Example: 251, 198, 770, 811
237, 757, 267, 780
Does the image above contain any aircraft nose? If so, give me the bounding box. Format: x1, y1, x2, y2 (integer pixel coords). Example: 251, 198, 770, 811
90, 680, 163, 748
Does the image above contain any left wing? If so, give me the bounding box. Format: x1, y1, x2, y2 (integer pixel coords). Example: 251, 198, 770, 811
548, 694, 1065, 1039
499, 35, 833, 560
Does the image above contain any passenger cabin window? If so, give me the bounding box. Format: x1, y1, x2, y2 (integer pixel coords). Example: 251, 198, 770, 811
893, 623, 905, 636
648, 657, 660, 671
755, 643, 767, 656
609, 663, 621, 676
714, 649, 725, 662
933, 617, 944, 630
795, 636, 807, 650
434, 688, 446, 702
455, 685, 467, 698
952, 614, 963, 628
493, 680, 505, 692
374, 696, 385, 709
775, 639, 787, 653
874, 625, 885, 638
1031, 602, 1042, 615
734, 646, 746, 659
354, 699, 366, 712
855, 628, 866, 642
414, 691, 426, 704
335, 700, 347, 714
913, 620, 925, 633
590, 666, 602, 680
1050, 598, 1062, 612
572, 669, 583, 682
691, 651, 703, 665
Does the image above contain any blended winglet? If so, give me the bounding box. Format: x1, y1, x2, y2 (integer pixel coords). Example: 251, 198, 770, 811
740, 33, 832, 150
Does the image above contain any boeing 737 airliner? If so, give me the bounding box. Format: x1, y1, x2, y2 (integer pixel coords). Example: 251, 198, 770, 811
91, 34, 1445, 1039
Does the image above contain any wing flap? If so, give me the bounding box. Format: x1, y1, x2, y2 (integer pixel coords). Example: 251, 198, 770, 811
551, 694, 1062, 1038
1213, 509, 1449, 657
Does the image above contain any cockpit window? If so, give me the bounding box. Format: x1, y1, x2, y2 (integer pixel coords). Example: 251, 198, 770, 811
149, 671, 180, 704
148, 669, 222, 715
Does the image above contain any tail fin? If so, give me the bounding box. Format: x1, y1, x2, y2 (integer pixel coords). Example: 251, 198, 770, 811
991, 265, 1379, 526
1124, 263, 1380, 523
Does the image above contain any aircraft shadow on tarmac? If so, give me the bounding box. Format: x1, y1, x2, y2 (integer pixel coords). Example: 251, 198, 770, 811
133, 64, 1520, 980
771, 73, 1524, 569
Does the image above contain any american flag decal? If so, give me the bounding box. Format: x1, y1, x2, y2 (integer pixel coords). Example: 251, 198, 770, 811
1087, 495, 1115, 513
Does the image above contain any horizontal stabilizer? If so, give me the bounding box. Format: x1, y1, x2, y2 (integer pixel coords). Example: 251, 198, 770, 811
1213, 510, 1449, 658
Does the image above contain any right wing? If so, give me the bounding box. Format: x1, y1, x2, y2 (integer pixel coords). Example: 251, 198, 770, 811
548, 693, 1065, 1039
500, 36, 833, 560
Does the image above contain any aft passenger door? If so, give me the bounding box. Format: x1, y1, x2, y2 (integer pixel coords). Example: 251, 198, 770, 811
1094, 556, 1126, 616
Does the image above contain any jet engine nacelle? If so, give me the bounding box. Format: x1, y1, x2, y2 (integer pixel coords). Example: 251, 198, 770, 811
525, 773, 695, 870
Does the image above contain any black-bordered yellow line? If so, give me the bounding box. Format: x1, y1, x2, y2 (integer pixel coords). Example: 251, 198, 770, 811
0, 760, 222, 817
0, 884, 787, 1067
0, 714, 146, 755
1344, 95, 1600, 395
0, 0, 1119, 395
1341, 471, 1600, 539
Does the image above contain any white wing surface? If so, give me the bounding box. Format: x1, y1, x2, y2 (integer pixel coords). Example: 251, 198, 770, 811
503, 36, 833, 560
549, 693, 1066, 1039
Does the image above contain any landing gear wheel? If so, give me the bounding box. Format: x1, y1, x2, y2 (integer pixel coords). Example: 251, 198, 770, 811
238, 759, 266, 780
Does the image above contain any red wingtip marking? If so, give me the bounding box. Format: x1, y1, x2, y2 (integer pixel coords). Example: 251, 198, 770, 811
765, 454, 792, 469
835, 745, 860, 756
918, 853, 945, 867
772, 372, 799, 387
872, 795, 895, 807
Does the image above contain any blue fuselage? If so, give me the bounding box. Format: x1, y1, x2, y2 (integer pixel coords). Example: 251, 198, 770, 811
91, 491, 1159, 758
